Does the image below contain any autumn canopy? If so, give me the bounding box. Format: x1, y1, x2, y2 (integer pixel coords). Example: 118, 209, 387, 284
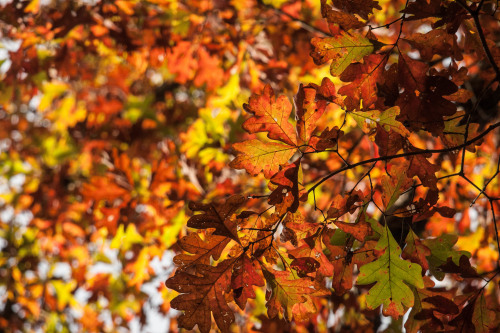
0, 0, 499, 332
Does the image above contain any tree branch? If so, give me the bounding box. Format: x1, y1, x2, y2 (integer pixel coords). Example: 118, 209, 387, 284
306, 121, 500, 195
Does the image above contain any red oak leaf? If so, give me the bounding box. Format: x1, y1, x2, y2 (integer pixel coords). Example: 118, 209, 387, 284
242, 85, 297, 146
338, 54, 387, 110
231, 255, 265, 310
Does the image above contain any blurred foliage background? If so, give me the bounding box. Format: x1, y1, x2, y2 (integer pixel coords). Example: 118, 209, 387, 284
0, 0, 333, 331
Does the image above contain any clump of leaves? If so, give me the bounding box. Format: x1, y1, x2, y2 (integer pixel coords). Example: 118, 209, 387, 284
166, 0, 500, 332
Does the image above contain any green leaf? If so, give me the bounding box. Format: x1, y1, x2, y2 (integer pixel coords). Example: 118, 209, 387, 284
263, 268, 329, 321
229, 139, 297, 178
357, 224, 424, 319
350, 106, 410, 140
311, 32, 374, 76
422, 234, 470, 281
473, 292, 496, 333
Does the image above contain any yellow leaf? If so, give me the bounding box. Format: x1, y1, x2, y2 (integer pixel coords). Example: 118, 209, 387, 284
24, 0, 39, 13
110, 224, 144, 251
456, 227, 484, 254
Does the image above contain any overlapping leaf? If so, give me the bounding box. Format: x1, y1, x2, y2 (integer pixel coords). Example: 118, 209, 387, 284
263, 268, 329, 321
187, 195, 245, 243
295, 84, 327, 143
338, 54, 387, 110
332, 0, 382, 20
323, 228, 376, 295
381, 162, 413, 212
231, 255, 265, 309
173, 233, 230, 270
311, 32, 375, 76
350, 106, 410, 140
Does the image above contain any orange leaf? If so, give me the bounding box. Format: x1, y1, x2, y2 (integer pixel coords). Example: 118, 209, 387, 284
242, 85, 297, 146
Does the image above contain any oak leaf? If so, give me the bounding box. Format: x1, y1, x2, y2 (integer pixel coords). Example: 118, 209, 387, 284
405, 146, 440, 189
327, 190, 366, 219
332, 0, 382, 20
308, 126, 343, 152
187, 195, 245, 243
338, 54, 387, 110
403, 29, 462, 62
263, 268, 330, 321
381, 162, 413, 212
402, 230, 431, 272
231, 255, 265, 310
311, 32, 375, 76
230, 139, 296, 178
242, 84, 297, 146
350, 106, 410, 140
173, 233, 231, 271
268, 159, 302, 213
357, 225, 424, 319
294, 84, 327, 143
422, 234, 471, 281
405, 277, 459, 333
321, 0, 364, 31
166, 259, 236, 333
323, 228, 376, 295
473, 292, 496, 333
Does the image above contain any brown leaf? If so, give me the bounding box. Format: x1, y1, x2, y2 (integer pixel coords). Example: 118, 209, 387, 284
308, 126, 343, 152
438, 255, 478, 278
405, 146, 440, 189
173, 233, 230, 271
187, 195, 245, 243
321, 0, 364, 31
269, 159, 301, 213
166, 259, 236, 333
332, 0, 382, 20
327, 190, 366, 219
422, 295, 460, 315
333, 220, 372, 242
